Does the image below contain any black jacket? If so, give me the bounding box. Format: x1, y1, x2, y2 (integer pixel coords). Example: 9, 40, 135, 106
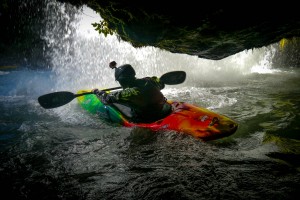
109, 76, 171, 122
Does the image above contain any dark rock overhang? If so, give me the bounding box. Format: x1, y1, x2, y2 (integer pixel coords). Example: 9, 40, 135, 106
1, 0, 299, 68
62, 0, 300, 60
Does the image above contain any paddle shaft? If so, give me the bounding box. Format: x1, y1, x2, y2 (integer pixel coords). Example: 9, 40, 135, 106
38, 71, 186, 109
74, 86, 122, 98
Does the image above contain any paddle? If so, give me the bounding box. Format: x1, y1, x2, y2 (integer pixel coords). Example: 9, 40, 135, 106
160, 71, 186, 85
38, 71, 186, 109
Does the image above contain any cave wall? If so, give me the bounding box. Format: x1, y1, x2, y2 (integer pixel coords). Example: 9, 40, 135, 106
69, 0, 300, 60
1, 0, 300, 68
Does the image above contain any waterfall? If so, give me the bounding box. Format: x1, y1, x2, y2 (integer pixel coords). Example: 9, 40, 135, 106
41, 1, 281, 92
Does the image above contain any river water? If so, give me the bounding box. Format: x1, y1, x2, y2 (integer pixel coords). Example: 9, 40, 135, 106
0, 3, 299, 200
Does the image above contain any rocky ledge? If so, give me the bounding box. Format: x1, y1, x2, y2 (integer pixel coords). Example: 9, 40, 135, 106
62, 0, 300, 60
1, 0, 299, 67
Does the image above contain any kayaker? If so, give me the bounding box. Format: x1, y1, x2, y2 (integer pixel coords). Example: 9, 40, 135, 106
92, 61, 172, 123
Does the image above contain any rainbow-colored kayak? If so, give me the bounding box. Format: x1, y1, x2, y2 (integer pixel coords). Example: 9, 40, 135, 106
77, 90, 238, 140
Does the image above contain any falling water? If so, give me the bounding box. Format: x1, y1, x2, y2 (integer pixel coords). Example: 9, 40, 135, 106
41, 4, 282, 91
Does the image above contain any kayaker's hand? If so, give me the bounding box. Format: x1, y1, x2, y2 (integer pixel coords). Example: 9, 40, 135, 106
92, 89, 115, 104
100, 93, 114, 105
92, 89, 105, 97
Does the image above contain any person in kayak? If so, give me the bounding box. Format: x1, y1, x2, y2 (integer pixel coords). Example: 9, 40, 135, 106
92, 61, 172, 123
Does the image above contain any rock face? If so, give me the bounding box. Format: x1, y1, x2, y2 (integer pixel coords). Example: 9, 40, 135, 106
78, 0, 300, 60
1, 0, 299, 67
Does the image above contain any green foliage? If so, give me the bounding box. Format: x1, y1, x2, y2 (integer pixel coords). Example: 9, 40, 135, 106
92, 20, 115, 37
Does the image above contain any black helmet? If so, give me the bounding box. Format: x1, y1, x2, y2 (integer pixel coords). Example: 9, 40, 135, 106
115, 64, 136, 81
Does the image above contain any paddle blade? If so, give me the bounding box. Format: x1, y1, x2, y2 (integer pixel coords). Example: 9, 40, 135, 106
160, 71, 186, 85
38, 91, 76, 109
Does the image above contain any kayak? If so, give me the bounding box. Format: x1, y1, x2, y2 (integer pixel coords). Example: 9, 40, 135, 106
77, 89, 238, 141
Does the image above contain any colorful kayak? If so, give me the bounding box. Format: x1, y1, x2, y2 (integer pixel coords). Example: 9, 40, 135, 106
77, 90, 238, 141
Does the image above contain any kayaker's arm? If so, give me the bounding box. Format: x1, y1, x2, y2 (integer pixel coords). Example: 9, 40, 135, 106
151, 76, 165, 90
110, 88, 140, 102
92, 89, 117, 104
92, 88, 139, 105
